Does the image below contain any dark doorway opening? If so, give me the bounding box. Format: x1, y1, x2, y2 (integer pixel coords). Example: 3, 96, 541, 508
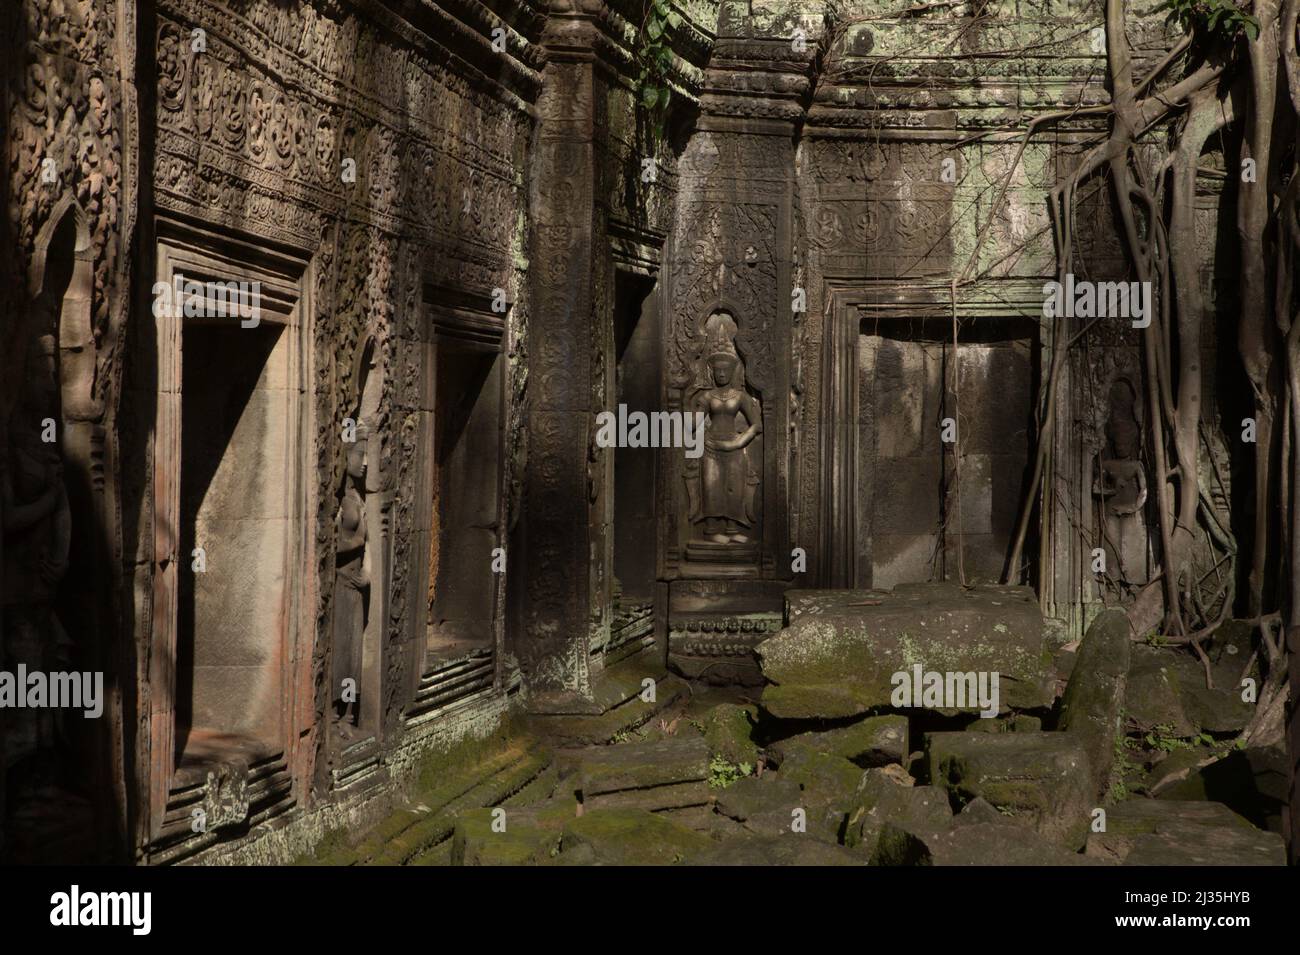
176, 319, 288, 766
426, 344, 502, 663
610, 272, 659, 650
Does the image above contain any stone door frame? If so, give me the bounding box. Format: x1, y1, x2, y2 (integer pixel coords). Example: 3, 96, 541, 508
403, 282, 508, 723
819, 279, 1046, 591
146, 218, 314, 847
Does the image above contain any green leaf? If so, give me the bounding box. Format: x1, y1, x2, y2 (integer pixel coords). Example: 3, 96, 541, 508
666, 11, 683, 29
642, 85, 659, 109
647, 18, 663, 40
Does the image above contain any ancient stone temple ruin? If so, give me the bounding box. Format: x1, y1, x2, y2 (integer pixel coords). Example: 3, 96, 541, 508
1, 0, 1296, 868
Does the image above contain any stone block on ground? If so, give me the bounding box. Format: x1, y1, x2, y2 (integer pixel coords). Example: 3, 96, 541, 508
925, 731, 1093, 849
766, 714, 908, 768
1123, 827, 1286, 866
558, 808, 714, 865
873, 821, 1106, 866
530, 674, 691, 746
700, 703, 761, 766
1084, 798, 1258, 863
1126, 643, 1255, 736
1058, 609, 1129, 796
1124, 646, 1197, 737
560, 737, 710, 812
686, 834, 864, 866
711, 774, 845, 841
844, 774, 953, 856
713, 775, 804, 823
758, 583, 1049, 719
776, 748, 870, 810
582, 780, 710, 812
1174, 670, 1256, 735
964, 713, 1043, 734
1149, 744, 1289, 832
451, 799, 578, 866
952, 796, 1005, 827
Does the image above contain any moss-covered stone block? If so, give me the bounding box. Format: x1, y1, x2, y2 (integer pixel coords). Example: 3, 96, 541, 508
845, 778, 953, 856
768, 714, 908, 767
451, 799, 578, 866
701, 702, 761, 766
925, 730, 1093, 849
559, 808, 714, 865
1085, 798, 1255, 862
565, 737, 710, 798
873, 821, 1107, 866
1059, 609, 1130, 795
758, 584, 1050, 719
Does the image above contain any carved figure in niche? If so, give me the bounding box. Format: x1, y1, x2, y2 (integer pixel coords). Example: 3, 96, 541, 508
686, 311, 762, 544
1093, 377, 1148, 583
332, 420, 370, 737
2, 334, 72, 775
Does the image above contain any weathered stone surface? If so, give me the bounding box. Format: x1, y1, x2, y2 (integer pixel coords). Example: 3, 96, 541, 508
745, 748, 870, 842
777, 749, 870, 809
964, 713, 1042, 734
23, 0, 1295, 872
686, 834, 865, 866
845, 777, 953, 855
1150, 745, 1289, 831
1175, 674, 1256, 734
784, 589, 892, 621
758, 584, 1049, 719
1085, 799, 1257, 863
874, 822, 1107, 866
741, 800, 848, 843
713, 775, 803, 822
1126, 643, 1254, 736
925, 731, 1093, 848
1058, 609, 1130, 795
767, 714, 909, 768
584, 780, 710, 812
701, 703, 761, 766
953, 796, 1006, 827
1123, 828, 1286, 866
532, 675, 692, 746
559, 809, 714, 865
563, 737, 710, 797
1124, 646, 1197, 736
451, 800, 577, 866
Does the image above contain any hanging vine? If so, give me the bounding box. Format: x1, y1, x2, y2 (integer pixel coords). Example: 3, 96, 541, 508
635, 0, 681, 145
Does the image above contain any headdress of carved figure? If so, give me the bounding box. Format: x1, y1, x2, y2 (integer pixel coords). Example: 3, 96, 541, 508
703, 310, 740, 364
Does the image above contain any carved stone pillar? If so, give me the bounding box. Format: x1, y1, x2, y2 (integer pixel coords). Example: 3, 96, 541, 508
518, 21, 602, 711
661, 5, 817, 683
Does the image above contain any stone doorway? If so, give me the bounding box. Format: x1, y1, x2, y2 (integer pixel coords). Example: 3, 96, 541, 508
856, 317, 1035, 588
147, 227, 310, 852
820, 289, 1037, 589
610, 272, 659, 654
425, 343, 503, 662
177, 319, 290, 759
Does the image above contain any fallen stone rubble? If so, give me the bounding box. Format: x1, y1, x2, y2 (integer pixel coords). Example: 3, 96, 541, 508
333, 583, 1289, 866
